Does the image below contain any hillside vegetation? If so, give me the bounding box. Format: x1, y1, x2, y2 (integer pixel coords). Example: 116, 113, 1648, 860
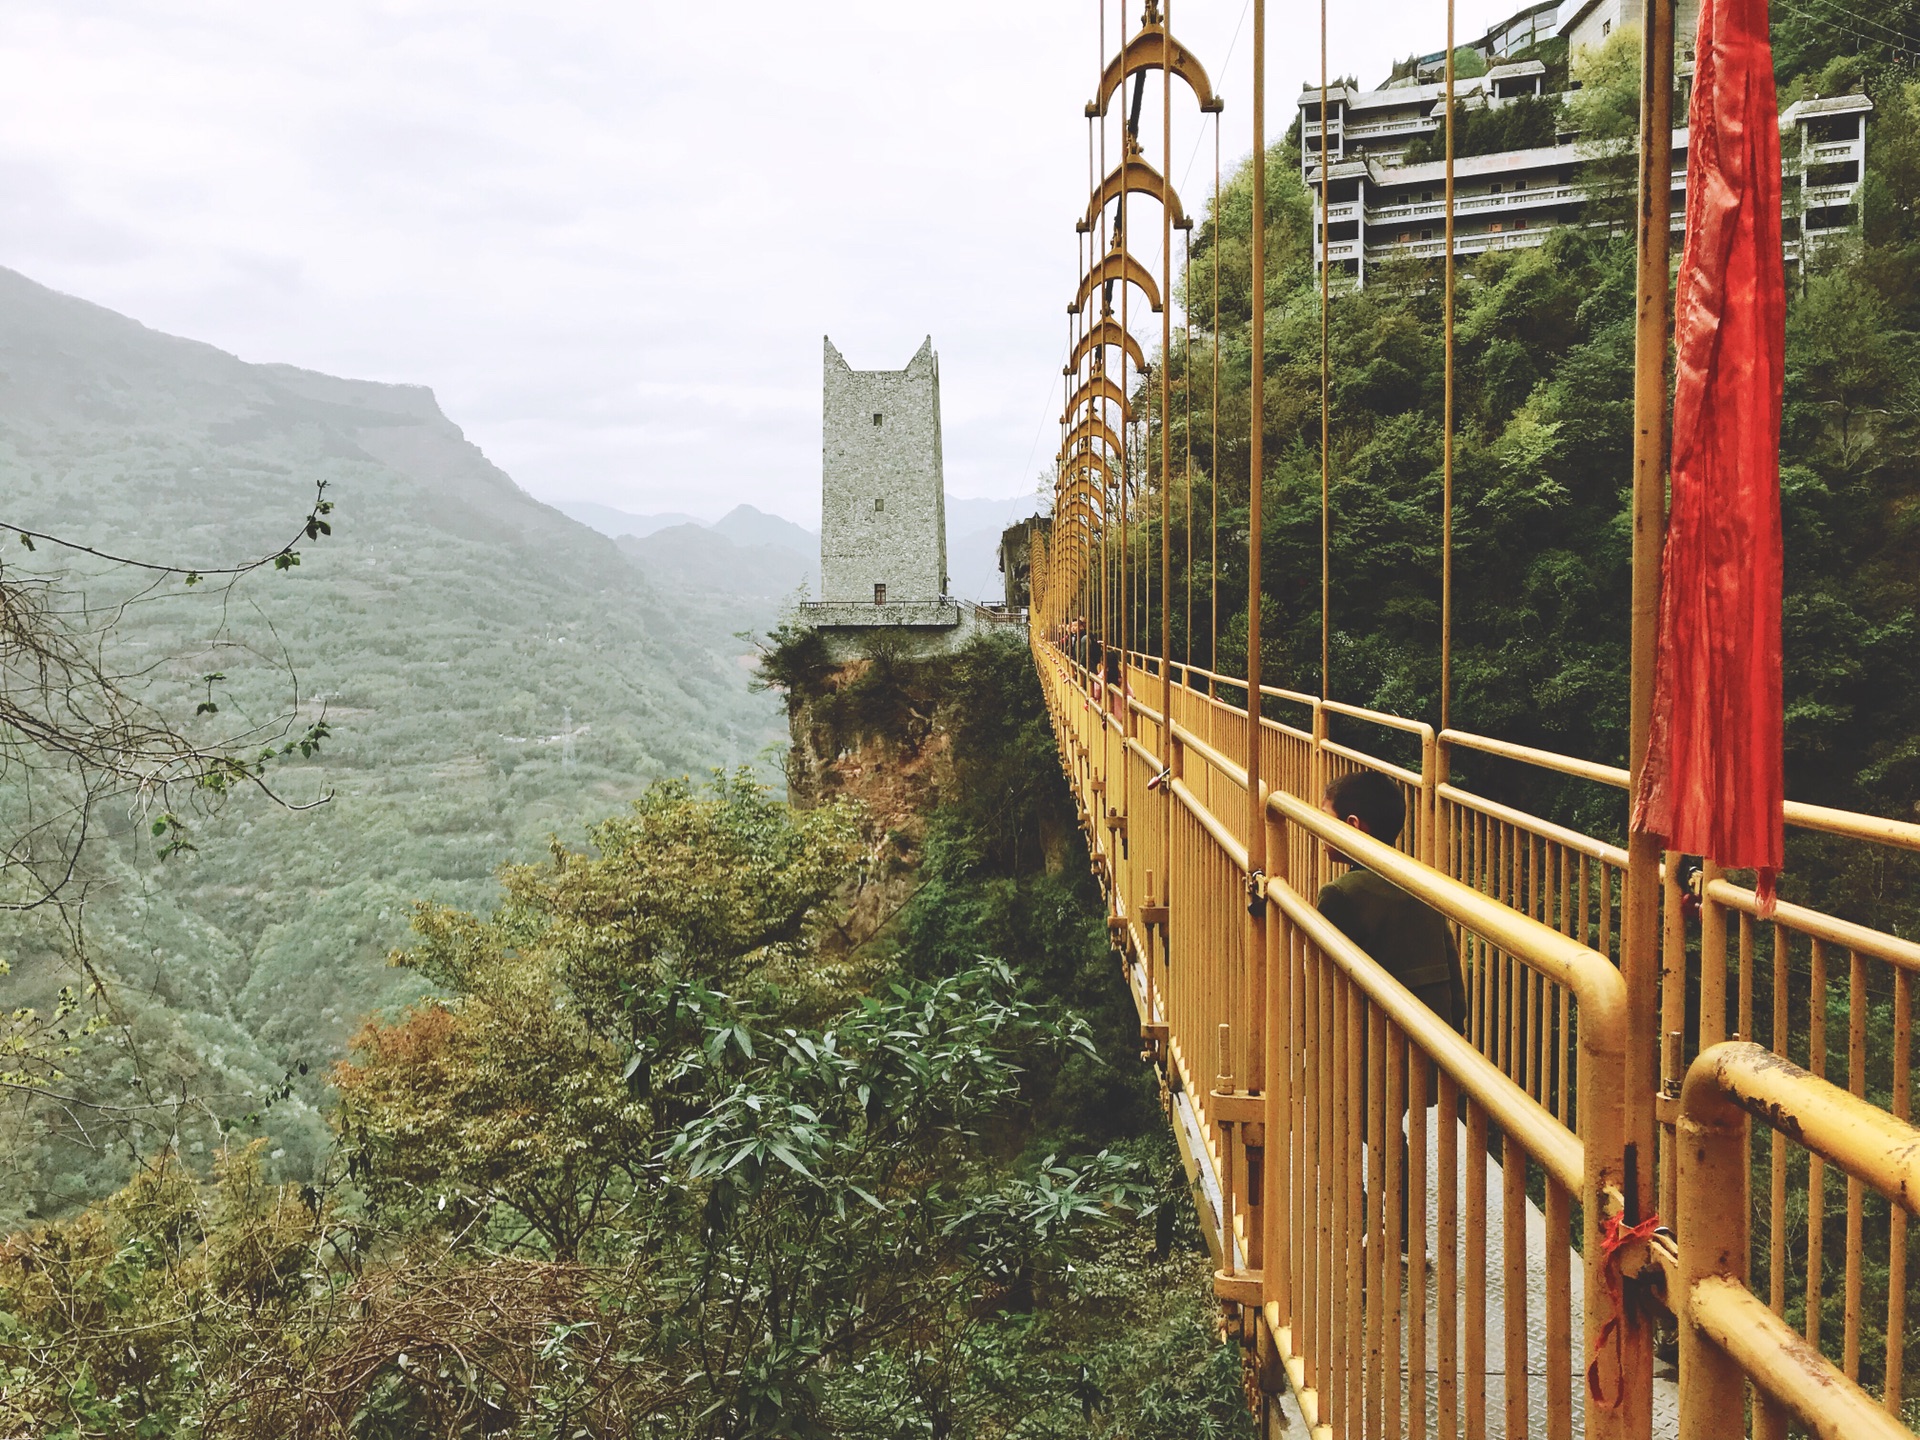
0, 266, 785, 1222
0, 635, 1252, 1438
1147, 22, 1919, 931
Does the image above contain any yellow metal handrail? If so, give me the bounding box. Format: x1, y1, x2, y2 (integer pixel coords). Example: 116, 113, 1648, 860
1678, 1042, 1920, 1440
1104, 646, 1920, 1233
1034, 636, 1642, 1438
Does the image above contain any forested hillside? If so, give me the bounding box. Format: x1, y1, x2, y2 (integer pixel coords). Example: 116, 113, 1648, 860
0, 633, 1251, 1438
1144, 20, 1920, 930
0, 266, 785, 1223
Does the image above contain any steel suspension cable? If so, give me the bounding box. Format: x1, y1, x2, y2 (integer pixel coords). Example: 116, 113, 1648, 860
1318, 0, 1332, 703
1118, 0, 1130, 693
1184, 224, 1193, 669
1240, 0, 1271, 1235
1212, 111, 1221, 690
1246, 0, 1267, 883
1099, 0, 1114, 781
1161, 0, 1174, 743
1442, 0, 1458, 732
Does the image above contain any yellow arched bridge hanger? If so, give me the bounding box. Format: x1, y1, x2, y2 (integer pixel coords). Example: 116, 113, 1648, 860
1053, 466, 1109, 512
1061, 415, 1124, 462
1085, 0, 1223, 119
1073, 243, 1161, 316
1070, 318, 1147, 376
1062, 373, 1129, 425
1056, 452, 1117, 499
1081, 137, 1194, 234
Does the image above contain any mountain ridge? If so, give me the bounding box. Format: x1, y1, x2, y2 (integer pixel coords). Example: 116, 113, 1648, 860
0, 263, 784, 1220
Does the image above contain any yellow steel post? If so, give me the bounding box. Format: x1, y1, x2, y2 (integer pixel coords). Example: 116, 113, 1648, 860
1244, 0, 1270, 1109
1162, 0, 1177, 1030
1676, 1051, 1752, 1440
1619, 0, 1674, 1430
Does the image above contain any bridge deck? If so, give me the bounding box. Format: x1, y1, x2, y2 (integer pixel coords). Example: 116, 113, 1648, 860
1038, 639, 1918, 1439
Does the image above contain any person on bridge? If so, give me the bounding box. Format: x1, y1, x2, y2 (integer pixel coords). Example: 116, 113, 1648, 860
1317, 769, 1467, 1031
1318, 769, 1469, 1256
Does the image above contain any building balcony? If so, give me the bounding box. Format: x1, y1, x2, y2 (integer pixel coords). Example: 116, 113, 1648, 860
1805, 182, 1861, 208
1344, 115, 1437, 140
1353, 227, 1550, 262
1367, 183, 1586, 224
1808, 139, 1863, 161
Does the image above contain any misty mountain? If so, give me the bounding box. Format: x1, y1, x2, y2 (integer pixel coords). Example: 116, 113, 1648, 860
0, 264, 784, 1219
711, 503, 818, 555
566, 490, 1039, 606
618, 523, 816, 628
946, 493, 1044, 603
553, 499, 709, 539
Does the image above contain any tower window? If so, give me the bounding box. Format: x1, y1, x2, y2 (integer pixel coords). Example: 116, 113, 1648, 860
874, 497, 884, 512
873, 412, 883, 426
874, 583, 887, 605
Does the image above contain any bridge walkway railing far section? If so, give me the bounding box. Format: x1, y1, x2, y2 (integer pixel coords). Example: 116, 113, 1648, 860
1033, 632, 1920, 1440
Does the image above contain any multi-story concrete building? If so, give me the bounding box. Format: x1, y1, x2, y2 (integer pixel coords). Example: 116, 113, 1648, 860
1399, 0, 1563, 80
1476, 0, 1565, 59
1302, 1, 1868, 286
1558, 0, 1702, 57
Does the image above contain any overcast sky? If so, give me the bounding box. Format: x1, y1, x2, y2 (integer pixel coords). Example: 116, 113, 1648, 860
0, 0, 1532, 525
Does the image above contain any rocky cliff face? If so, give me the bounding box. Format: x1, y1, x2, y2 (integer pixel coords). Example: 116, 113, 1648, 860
784, 655, 958, 955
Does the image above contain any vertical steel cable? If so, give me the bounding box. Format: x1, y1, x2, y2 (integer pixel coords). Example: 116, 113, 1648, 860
1097, 0, 1109, 677
1184, 224, 1193, 669
1319, 0, 1332, 703
1212, 112, 1221, 686
1441, 0, 1458, 731
1073, 113, 1088, 642
1117, 0, 1130, 685
1162, 0, 1175, 738
1246, 0, 1266, 877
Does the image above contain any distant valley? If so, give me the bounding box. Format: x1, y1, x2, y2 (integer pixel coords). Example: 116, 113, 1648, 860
0, 266, 790, 1219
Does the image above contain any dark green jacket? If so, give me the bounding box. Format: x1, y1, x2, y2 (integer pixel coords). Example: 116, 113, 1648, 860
1316, 867, 1467, 1032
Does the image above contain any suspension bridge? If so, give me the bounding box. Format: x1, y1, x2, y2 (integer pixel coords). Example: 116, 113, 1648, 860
1024, 1, 1920, 1437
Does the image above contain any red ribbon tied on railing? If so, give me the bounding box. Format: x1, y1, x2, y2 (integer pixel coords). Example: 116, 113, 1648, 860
1585, 1211, 1665, 1411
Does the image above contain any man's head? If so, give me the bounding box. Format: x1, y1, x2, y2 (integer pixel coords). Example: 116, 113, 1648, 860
1323, 769, 1405, 845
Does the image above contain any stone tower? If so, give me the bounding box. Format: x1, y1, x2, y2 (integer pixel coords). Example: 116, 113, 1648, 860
820, 336, 947, 606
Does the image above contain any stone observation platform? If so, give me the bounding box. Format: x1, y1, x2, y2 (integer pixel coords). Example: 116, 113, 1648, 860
800, 335, 1024, 658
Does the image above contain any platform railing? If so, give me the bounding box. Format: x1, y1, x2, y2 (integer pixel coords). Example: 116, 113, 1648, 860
1107, 646, 1920, 1178
1043, 634, 1920, 1436
1036, 639, 1638, 1439
1678, 1042, 1920, 1440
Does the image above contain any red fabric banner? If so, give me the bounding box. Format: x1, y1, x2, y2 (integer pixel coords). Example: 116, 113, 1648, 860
1631, 0, 1786, 910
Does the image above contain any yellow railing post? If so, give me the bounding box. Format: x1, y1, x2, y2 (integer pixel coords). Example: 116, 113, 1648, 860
1676, 1049, 1751, 1440
1677, 1042, 1920, 1440
1420, 726, 1441, 869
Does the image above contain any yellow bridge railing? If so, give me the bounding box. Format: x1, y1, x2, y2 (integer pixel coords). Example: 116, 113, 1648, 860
1033, 631, 1920, 1440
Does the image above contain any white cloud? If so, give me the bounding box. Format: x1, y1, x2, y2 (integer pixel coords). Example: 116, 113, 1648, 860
0, 0, 1533, 523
